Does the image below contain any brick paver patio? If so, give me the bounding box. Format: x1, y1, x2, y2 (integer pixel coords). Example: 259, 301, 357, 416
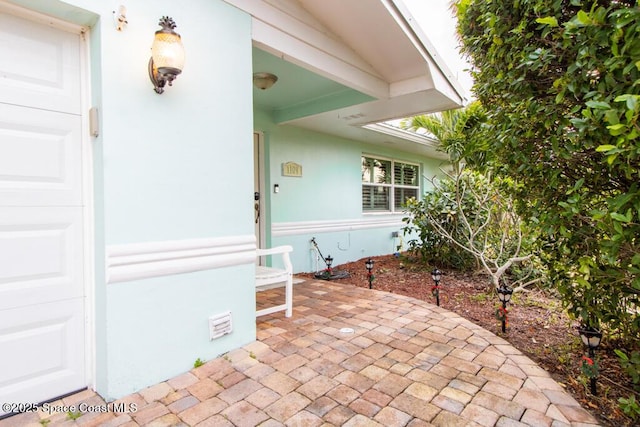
1, 279, 601, 426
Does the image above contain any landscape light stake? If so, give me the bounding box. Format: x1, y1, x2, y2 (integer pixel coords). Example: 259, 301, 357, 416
431, 268, 442, 306
496, 284, 513, 333
578, 326, 602, 396
365, 258, 375, 289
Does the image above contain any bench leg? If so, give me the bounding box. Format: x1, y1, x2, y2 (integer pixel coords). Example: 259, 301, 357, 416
285, 276, 293, 317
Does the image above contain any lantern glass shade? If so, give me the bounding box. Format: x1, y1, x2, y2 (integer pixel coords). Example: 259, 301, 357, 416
151, 30, 185, 76
431, 269, 441, 282
579, 327, 602, 349
497, 285, 513, 302
365, 258, 374, 270
326, 256, 333, 267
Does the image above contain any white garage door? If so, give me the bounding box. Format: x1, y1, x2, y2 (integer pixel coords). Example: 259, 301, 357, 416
0, 7, 87, 413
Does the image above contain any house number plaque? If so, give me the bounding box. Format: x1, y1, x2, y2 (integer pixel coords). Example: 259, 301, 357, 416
282, 162, 302, 177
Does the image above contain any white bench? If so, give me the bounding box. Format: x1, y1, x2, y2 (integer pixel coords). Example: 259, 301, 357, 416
255, 245, 293, 318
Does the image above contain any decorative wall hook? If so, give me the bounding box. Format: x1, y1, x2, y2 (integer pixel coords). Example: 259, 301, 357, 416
113, 5, 128, 31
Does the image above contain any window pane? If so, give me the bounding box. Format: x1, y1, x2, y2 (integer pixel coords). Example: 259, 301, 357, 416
394, 187, 418, 209
362, 157, 391, 184
362, 185, 390, 211
394, 162, 419, 186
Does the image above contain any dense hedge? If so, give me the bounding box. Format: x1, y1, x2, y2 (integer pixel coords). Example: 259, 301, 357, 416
455, 0, 639, 343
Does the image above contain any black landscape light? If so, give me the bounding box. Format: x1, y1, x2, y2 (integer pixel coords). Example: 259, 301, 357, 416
578, 325, 602, 396
496, 284, 513, 333
365, 258, 375, 289
431, 268, 442, 306
325, 255, 333, 273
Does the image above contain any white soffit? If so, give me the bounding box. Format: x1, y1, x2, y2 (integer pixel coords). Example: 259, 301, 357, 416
296, 0, 465, 103
298, 0, 424, 82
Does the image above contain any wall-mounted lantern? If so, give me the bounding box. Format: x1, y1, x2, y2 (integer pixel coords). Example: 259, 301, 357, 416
149, 16, 185, 94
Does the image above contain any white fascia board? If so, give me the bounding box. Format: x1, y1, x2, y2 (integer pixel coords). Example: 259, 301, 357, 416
422, 54, 465, 107
388, 55, 462, 106
390, 75, 434, 98
351, 89, 463, 126
362, 122, 439, 147
385, 0, 467, 105
224, 0, 389, 99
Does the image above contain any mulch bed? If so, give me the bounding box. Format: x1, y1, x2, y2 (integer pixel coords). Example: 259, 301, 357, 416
299, 253, 638, 427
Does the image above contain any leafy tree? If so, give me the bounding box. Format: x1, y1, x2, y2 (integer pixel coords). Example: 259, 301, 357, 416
401, 101, 488, 174
455, 0, 639, 345
400, 102, 488, 268
401, 102, 541, 287
403, 170, 540, 291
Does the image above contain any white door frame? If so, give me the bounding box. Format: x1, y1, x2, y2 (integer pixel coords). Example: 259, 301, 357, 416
254, 132, 266, 252
79, 27, 96, 392
0, 0, 95, 394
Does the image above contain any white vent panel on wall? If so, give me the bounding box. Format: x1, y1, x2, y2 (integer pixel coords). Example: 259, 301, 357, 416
209, 311, 232, 340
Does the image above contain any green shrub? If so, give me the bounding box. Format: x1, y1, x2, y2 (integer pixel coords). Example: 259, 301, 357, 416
615, 350, 640, 387
618, 395, 640, 420
401, 172, 482, 270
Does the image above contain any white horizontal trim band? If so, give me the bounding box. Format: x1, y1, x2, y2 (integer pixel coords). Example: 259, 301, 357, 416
272, 217, 404, 237
106, 235, 256, 284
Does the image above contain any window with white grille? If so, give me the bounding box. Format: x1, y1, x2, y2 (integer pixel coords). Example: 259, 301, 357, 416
362, 156, 419, 212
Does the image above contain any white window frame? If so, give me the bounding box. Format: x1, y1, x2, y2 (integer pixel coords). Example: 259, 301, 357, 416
362, 155, 420, 213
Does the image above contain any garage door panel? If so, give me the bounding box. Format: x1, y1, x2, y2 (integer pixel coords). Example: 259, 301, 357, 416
0, 208, 83, 311
0, 104, 82, 207
0, 11, 80, 114
0, 299, 85, 412
0, 5, 87, 409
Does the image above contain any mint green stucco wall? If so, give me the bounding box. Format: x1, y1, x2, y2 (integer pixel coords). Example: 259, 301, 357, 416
255, 111, 442, 273
16, 0, 256, 400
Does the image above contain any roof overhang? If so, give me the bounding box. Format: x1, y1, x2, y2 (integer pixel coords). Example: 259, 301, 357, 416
224, 0, 465, 155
